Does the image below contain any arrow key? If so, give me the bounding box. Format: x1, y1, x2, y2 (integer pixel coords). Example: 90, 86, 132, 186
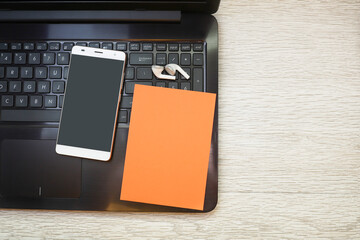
180, 82, 191, 91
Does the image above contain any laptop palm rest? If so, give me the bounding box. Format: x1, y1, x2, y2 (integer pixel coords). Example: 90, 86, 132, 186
0, 139, 81, 199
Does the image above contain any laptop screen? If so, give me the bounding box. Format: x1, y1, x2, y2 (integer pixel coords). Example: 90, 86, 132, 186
0, 0, 220, 14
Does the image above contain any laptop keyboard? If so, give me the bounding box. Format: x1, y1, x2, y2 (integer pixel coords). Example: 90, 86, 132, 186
0, 41, 205, 123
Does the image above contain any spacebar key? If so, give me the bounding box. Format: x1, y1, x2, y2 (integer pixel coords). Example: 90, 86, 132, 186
1, 110, 61, 122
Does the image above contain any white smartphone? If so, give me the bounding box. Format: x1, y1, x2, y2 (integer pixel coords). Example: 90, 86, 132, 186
56, 46, 126, 161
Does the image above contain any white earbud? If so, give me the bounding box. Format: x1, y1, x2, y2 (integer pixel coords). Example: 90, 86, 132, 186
151, 65, 176, 80
165, 64, 190, 80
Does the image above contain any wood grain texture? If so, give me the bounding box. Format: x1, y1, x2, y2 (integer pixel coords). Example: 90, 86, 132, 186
1, 0, 360, 239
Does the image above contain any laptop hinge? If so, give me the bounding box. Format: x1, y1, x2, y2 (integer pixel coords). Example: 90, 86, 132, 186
0, 10, 181, 23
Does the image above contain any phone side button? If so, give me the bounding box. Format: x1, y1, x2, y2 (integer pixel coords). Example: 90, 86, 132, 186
0, 109, 61, 122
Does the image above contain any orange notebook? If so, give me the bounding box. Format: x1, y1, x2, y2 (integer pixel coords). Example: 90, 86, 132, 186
120, 84, 216, 210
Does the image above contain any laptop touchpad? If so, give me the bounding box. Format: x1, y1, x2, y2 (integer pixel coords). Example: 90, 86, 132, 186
0, 139, 81, 199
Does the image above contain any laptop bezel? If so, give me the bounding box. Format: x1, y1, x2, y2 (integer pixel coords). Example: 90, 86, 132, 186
0, 0, 221, 14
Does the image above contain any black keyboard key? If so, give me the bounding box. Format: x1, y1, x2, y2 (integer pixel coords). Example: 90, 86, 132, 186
156, 43, 166, 51
174, 72, 180, 80
49, 67, 62, 79
64, 67, 69, 79
52, 81, 65, 93
23, 43, 35, 50
120, 96, 133, 109
168, 82, 178, 89
57, 52, 69, 65
130, 53, 153, 65
142, 43, 153, 51
89, 42, 100, 48
0, 53, 12, 64
0, 43, 8, 50
76, 42, 87, 47
180, 82, 191, 90
193, 43, 203, 52
0, 109, 61, 121
116, 43, 127, 51
1, 96, 13, 107
63, 42, 74, 51
193, 68, 203, 91
28, 53, 41, 64
168, 53, 179, 64
15, 95, 28, 107
0, 81, 7, 92
193, 53, 203, 66
49, 42, 60, 51
23, 81, 36, 93
38, 81, 50, 93
35, 67, 47, 79
180, 67, 191, 80
168, 44, 179, 51
125, 67, 135, 80
180, 53, 191, 66
129, 43, 140, 51
125, 81, 152, 94
118, 110, 128, 123
36, 43, 48, 51
14, 53, 26, 64
21, 67, 33, 79
0, 67, 4, 78
30, 96, 43, 108
156, 82, 166, 88
156, 53, 167, 65
44, 95, 57, 108
181, 44, 191, 51
102, 42, 113, 50
6, 67, 18, 79
59, 95, 64, 108
42, 52, 55, 65
11, 43, 22, 50
9, 81, 21, 93
136, 68, 153, 80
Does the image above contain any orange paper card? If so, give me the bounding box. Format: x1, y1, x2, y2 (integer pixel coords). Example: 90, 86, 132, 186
120, 84, 216, 210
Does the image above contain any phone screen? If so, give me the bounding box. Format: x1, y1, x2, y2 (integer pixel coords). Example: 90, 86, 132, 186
57, 54, 124, 152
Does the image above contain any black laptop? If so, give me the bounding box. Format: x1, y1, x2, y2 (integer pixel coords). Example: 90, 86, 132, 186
0, 0, 219, 212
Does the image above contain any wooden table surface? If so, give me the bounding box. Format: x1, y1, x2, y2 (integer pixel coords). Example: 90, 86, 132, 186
1, 1, 360, 239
